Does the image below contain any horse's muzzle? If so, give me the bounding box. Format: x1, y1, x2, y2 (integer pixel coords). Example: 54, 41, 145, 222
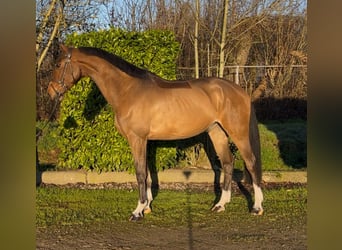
47, 82, 63, 100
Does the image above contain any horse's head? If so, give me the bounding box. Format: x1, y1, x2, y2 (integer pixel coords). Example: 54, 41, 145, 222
48, 44, 81, 100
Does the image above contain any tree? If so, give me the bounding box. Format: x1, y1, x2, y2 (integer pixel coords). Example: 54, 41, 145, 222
36, 0, 104, 119
249, 8, 307, 97
36, 0, 64, 72
194, 0, 200, 78
218, 0, 229, 78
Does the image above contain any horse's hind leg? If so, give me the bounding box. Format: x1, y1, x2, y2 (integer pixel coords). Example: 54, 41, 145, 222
144, 169, 153, 214
232, 138, 264, 215
208, 126, 234, 212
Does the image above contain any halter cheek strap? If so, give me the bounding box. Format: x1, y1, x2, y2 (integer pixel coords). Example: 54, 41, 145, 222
56, 49, 73, 94
49, 82, 62, 98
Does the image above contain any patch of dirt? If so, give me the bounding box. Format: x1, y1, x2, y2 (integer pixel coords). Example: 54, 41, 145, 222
37, 219, 306, 250
37, 182, 306, 249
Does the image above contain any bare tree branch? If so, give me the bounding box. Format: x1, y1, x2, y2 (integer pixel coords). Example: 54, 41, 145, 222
37, 1, 64, 72
36, 0, 58, 54
219, 0, 229, 77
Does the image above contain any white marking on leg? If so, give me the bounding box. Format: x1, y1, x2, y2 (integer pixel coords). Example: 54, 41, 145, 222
144, 187, 153, 214
220, 189, 231, 204
132, 200, 148, 217
212, 189, 231, 212
253, 183, 264, 214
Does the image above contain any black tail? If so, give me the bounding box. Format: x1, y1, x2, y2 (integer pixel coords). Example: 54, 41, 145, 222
244, 104, 262, 185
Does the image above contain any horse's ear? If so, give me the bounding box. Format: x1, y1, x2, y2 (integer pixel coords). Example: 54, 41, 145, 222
60, 44, 69, 53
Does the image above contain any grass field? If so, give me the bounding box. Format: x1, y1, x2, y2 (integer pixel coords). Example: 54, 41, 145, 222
36, 185, 307, 249
36, 185, 307, 227
36, 119, 307, 248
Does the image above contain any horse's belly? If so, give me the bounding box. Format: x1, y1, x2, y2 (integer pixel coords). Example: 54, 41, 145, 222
148, 112, 214, 140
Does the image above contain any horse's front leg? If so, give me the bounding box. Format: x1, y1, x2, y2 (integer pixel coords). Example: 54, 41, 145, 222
127, 135, 148, 221
208, 127, 234, 212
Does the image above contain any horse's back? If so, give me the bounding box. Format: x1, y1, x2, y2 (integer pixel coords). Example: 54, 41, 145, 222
190, 77, 251, 107
149, 76, 251, 116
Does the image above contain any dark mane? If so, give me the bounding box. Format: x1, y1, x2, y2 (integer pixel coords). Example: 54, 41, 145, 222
78, 47, 150, 79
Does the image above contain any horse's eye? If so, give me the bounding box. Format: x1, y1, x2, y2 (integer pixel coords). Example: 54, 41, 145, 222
56, 63, 61, 68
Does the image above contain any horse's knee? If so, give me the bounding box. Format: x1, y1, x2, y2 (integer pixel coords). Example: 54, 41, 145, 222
135, 170, 147, 183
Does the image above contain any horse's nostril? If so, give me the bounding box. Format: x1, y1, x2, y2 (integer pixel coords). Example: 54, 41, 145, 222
47, 82, 58, 100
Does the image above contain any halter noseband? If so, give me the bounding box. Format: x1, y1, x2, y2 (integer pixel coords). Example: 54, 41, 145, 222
51, 49, 73, 97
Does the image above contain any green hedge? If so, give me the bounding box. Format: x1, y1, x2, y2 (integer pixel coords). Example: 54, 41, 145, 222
57, 28, 180, 172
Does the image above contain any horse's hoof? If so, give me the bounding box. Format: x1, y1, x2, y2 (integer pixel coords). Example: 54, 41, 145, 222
211, 205, 225, 212
251, 208, 263, 215
144, 207, 152, 214
129, 214, 143, 222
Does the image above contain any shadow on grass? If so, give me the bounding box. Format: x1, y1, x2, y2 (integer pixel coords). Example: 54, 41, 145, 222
146, 133, 223, 204
254, 97, 307, 169
147, 135, 255, 214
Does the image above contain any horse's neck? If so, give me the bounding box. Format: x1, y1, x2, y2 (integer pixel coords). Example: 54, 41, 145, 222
78, 55, 130, 108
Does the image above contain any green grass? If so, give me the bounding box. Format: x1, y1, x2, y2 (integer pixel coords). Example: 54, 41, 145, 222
258, 120, 307, 170
36, 186, 307, 228
224, 120, 307, 171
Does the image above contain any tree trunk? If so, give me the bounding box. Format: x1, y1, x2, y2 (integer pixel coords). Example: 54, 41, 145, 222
36, 0, 64, 72
219, 0, 229, 78
194, 0, 200, 79
36, 0, 58, 54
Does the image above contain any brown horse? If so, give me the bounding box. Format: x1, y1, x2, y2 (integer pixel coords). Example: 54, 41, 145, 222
48, 44, 264, 221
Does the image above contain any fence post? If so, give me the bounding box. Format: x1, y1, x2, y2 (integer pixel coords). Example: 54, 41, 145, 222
235, 65, 239, 85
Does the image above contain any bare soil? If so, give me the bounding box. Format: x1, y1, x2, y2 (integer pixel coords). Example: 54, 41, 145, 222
36, 182, 306, 250
37, 222, 306, 250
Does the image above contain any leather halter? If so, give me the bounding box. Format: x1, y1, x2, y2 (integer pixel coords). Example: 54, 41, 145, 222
51, 49, 73, 97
